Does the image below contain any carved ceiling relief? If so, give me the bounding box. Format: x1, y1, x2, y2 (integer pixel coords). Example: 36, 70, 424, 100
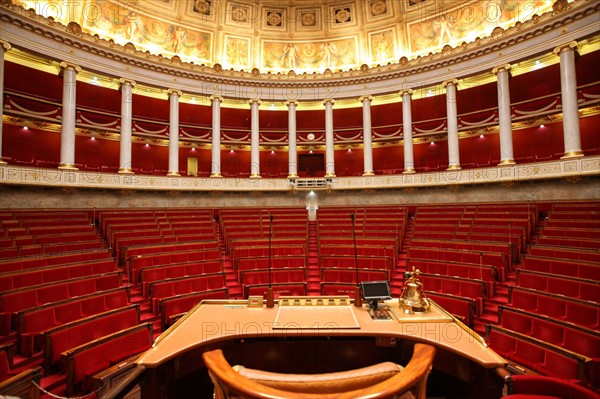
10, 0, 555, 72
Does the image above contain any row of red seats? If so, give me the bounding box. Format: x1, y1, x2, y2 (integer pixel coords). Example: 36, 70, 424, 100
44, 304, 140, 373
419, 274, 486, 316
0, 249, 111, 272
129, 248, 221, 283
508, 286, 600, 330
0, 258, 116, 291
412, 230, 523, 255
240, 268, 306, 288
245, 283, 307, 298
498, 307, 599, 365
140, 260, 223, 297
408, 247, 505, 280
320, 268, 388, 284
115, 233, 216, 264
521, 255, 600, 281
63, 322, 153, 396
527, 244, 600, 263
0, 272, 122, 336
487, 325, 591, 383
236, 256, 306, 273
411, 238, 515, 269
149, 273, 226, 313
320, 255, 393, 271
17, 287, 129, 357
426, 292, 476, 328
319, 245, 397, 264
516, 269, 600, 303
159, 289, 229, 329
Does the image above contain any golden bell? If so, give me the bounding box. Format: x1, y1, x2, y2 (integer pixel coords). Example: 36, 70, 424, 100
399, 267, 430, 314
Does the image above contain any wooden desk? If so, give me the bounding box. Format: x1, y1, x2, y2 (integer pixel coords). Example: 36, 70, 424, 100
135, 298, 507, 399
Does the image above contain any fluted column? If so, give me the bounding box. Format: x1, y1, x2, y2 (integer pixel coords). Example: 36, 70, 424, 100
360, 95, 374, 176
400, 89, 415, 174
554, 41, 584, 158
210, 95, 223, 177
493, 65, 515, 166
167, 89, 182, 176
286, 100, 299, 178
118, 78, 136, 174
249, 98, 261, 178
323, 98, 336, 177
0, 41, 11, 165
58, 61, 81, 170
443, 79, 461, 170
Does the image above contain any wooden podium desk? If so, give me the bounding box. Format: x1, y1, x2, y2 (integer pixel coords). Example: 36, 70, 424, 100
134, 297, 507, 399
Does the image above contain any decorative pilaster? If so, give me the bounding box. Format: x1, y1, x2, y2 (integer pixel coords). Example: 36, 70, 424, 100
492, 65, 515, 166
400, 89, 415, 174
210, 95, 223, 177
249, 98, 262, 178
0, 41, 11, 165
554, 41, 584, 158
167, 89, 182, 176
286, 100, 299, 178
323, 98, 336, 178
58, 61, 81, 170
360, 95, 374, 176
118, 78, 136, 174
443, 79, 461, 170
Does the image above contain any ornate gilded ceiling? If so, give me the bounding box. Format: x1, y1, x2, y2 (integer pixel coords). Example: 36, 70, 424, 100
12, 0, 554, 73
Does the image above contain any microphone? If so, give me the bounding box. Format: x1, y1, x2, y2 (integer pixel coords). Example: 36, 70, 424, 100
266, 214, 275, 308
351, 213, 362, 308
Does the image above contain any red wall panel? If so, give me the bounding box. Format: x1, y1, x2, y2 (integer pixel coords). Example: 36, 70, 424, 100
511, 63, 561, 103
4, 62, 62, 102
372, 146, 403, 172
77, 82, 120, 113
458, 81, 498, 114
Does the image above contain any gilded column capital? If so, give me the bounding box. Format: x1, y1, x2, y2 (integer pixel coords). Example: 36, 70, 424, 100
248, 98, 262, 106
359, 95, 373, 103
442, 79, 459, 89
492, 64, 512, 75
118, 78, 137, 87
167, 88, 183, 97
285, 99, 299, 107
399, 89, 413, 97
322, 98, 336, 106
209, 95, 223, 103
59, 61, 81, 73
553, 41, 578, 55
0, 41, 11, 52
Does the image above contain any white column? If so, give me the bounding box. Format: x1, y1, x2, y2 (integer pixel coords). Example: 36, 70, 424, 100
493, 65, 515, 166
58, 61, 81, 170
118, 78, 136, 174
210, 95, 223, 177
554, 42, 584, 158
167, 89, 182, 176
323, 98, 336, 177
286, 100, 299, 178
360, 95, 374, 176
249, 98, 261, 178
443, 79, 461, 170
0, 41, 11, 165
400, 89, 415, 174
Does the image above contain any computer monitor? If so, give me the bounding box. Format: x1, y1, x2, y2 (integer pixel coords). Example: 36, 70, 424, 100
361, 280, 392, 309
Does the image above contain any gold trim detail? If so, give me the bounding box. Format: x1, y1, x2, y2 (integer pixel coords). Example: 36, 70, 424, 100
446, 164, 462, 171
210, 172, 223, 178
402, 168, 416, 174
561, 150, 584, 159
58, 163, 78, 170
249, 173, 262, 179
0, 160, 7, 165
362, 170, 375, 176
324, 172, 336, 178
118, 168, 135, 174
497, 159, 516, 166
287, 174, 299, 178
167, 171, 181, 176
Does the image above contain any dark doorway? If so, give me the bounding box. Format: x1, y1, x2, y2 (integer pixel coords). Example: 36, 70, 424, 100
298, 153, 324, 177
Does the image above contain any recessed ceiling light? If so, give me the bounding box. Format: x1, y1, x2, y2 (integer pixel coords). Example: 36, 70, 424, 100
23, 126, 28, 130
480, 134, 484, 138
540, 124, 545, 128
